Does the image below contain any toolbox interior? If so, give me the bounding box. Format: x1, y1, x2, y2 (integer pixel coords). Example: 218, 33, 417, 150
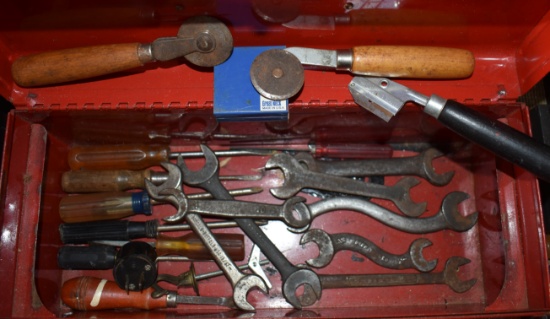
1, 1, 550, 318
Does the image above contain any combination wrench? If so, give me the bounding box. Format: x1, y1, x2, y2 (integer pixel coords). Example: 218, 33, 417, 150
144, 163, 267, 311
266, 152, 427, 217
294, 148, 454, 186
290, 192, 478, 234
176, 145, 322, 309
299, 256, 476, 307
300, 229, 437, 272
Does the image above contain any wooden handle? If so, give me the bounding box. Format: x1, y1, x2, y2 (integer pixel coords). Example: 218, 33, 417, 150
62, 169, 153, 192
11, 43, 153, 87
61, 277, 167, 311
351, 46, 475, 79
67, 144, 170, 170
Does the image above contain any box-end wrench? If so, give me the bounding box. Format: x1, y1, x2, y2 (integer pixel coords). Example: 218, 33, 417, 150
290, 192, 478, 234
300, 229, 437, 272
294, 148, 454, 186
266, 152, 427, 217
144, 163, 267, 311
177, 145, 322, 309
299, 256, 476, 307
160, 193, 311, 230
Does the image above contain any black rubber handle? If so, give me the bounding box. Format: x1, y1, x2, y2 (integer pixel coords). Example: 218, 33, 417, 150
59, 220, 159, 244
58, 245, 117, 270
437, 100, 550, 182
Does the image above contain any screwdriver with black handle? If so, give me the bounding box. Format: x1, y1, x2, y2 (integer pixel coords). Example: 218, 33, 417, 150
59, 219, 267, 244
58, 187, 263, 223
67, 144, 275, 170
58, 232, 245, 270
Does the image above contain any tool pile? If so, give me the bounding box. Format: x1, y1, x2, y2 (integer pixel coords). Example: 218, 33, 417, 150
57, 142, 479, 312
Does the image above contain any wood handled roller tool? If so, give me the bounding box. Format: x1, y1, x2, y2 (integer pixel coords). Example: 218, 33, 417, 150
250, 46, 475, 100
349, 77, 550, 182
11, 15, 233, 87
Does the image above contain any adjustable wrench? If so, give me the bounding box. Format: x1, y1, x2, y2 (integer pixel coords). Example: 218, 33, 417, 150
299, 256, 476, 307
266, 152, 427, 217
300, 229, 437, 272
144, 163, 267, 311
290, 192, 478, 234
177, 145, 322, 309
294, 148, 454, 186
161, 194, 311, 229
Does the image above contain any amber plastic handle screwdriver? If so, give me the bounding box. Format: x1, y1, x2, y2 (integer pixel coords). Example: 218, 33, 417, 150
68, 144, 276, 170
11, 43, 155, 87
61, 276, 235, 310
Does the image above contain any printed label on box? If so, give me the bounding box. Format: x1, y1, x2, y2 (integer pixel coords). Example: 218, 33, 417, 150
260, 95, 287, 111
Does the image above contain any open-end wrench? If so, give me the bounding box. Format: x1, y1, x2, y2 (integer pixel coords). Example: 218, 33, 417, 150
299, 256, 476, 307
266, 152, 427, 217
177, 145, 322, 309
160, 193, 311, 229
294, 148, 454, 186
290, 192, 478, 234
300, 229, 437, 272
144, 163, 267, 311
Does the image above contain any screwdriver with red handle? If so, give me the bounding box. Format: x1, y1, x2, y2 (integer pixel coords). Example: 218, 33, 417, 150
68, 144, 276, 170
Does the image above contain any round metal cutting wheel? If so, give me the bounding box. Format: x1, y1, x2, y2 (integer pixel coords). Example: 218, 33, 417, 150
250, 49, 304, 100
178, 16, 233, 67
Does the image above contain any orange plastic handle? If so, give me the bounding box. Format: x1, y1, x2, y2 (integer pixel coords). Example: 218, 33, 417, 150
68, 144, 170, 170
156, 233, 245, 261
62, 169, 154, 192
62, 276, 167, 311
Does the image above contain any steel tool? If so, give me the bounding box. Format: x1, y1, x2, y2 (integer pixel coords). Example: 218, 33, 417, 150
58, 187, 263, 223
266, 152, 427, 217
67, 143, 276, 171
294, 148, 454, 186
61, 276, 236, 311
291, 192, 478, 234
62, 168, 263, 193
59, 219, 266, 244
300, 229, 437, 272
250, 46, 475, 99
12, 16, 233, 87
349, 77, 550, 182
176, 145, 322, 309
145, 162, 267, 311
298, 256, 476, 307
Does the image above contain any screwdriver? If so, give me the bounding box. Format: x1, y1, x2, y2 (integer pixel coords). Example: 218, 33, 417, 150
59, 187, 263, 223
58, 233, 245, 270
61, 169, 263, 193
68, 144, 276, 170
59, 219, 267, 244
61, 276, 238, 310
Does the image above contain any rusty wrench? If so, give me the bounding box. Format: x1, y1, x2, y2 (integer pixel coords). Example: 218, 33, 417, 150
144, 163, 267, 311
294, 148, 454, 186
299, 256, 476, 307
266, 152, 427, 217
300, 229, 437, 272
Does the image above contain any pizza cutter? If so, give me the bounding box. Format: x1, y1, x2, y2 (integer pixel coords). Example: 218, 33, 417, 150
250, 46, 474, 100
12, 15, 233, 87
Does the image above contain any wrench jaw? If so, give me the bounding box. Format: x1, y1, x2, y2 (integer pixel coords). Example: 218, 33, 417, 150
265, 153, 305, 199
233, 275, 269, 312
283, 269, 322, 309
409, 238, 438, 272
282, 197, 312, 230
441, 192, 479, 232
158, 188, 189, 223
176, 144, 220, 186
300, 229, 334, 268
421, 149, 455, 186
144, 162, 183, 198
391, 177, 427, 217
443, 257, 477, 293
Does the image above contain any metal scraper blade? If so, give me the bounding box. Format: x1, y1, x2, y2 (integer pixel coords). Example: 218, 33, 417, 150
348, 77, 418, 122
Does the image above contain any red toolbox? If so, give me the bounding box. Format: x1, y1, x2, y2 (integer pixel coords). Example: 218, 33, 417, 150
1, 1, 550, 318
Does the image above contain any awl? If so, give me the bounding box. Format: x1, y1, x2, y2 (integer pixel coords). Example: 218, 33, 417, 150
349, 77, 550, 182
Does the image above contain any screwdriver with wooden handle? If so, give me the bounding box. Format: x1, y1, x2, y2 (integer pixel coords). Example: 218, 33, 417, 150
67, 144, 276, 171
58, 187, 262, 223
58, 233, 245, 270
62, 276, 237, 310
